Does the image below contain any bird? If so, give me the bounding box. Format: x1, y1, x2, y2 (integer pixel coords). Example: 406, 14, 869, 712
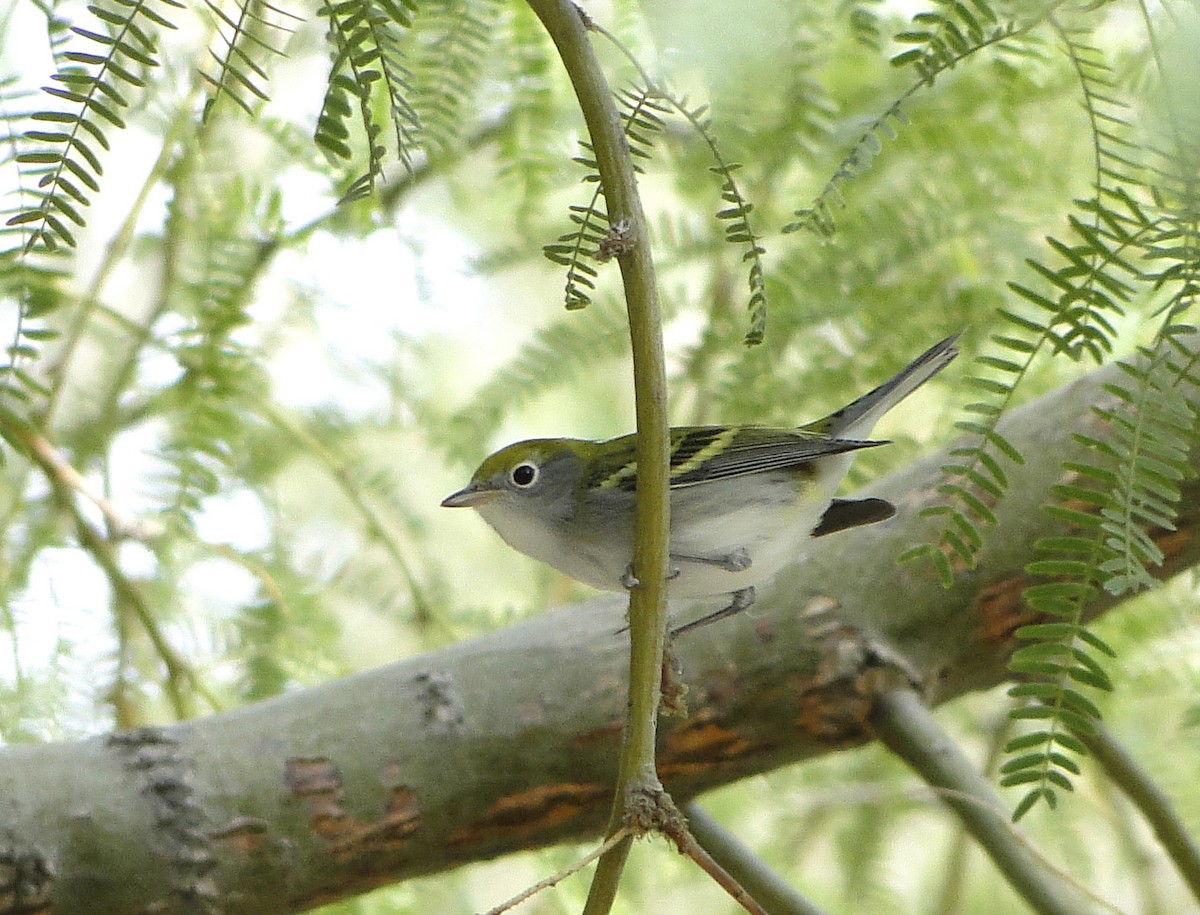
442, 333, 959, 635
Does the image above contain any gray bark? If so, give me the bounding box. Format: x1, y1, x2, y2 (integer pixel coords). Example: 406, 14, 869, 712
2, 357, 1196, 915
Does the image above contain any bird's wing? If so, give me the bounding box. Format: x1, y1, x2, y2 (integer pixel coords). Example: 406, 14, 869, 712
587, 426, 884, 493
667, 426, 884, 487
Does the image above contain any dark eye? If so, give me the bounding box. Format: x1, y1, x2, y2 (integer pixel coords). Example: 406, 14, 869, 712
510, 462, 538, 488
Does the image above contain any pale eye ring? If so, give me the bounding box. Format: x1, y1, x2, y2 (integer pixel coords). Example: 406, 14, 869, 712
510, 462, 539, 488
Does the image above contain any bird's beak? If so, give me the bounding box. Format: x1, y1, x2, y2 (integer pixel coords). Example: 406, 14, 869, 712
440, 484, 499, 508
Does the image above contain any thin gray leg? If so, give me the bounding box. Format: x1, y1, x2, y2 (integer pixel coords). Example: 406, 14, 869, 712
670, 586, 756, 637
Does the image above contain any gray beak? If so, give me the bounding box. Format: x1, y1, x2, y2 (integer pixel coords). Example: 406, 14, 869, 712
440, 484, 498, 508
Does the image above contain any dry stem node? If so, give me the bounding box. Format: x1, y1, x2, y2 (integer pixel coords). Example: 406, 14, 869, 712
621, 781, 686, 840
596, 218, 635, 262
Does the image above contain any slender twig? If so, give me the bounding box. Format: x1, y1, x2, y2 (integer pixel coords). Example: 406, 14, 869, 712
481, 827, 634, 915
683, 802, 831, 915
1080, 719, 1200, 903
872, 688, 1103, 915
920, 786, 1129, 915
666, 810, 770, 915
13, 420, 220, 719
9, 425, 165, 541
525, 2, 671, 912
932, 711, 1013, 915
55, 487, 215, 720
207, 542, 293, 619
76, 503, 223, 718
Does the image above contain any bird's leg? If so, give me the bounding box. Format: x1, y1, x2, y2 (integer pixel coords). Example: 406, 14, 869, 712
618, 552, 749, 635
670, 586, 756, 637
670, 547, 752, 573
616, 563, 682, 635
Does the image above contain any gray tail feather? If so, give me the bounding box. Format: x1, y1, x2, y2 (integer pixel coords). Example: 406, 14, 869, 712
822, 332, 961, 439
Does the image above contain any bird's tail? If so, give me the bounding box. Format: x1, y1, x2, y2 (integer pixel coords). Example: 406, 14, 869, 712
808, 332, 961, 439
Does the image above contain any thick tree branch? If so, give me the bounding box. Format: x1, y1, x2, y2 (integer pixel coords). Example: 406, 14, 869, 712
2, 357, 1199, 915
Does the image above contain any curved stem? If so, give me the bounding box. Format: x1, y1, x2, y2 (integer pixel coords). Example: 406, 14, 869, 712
524, 2, 671, 912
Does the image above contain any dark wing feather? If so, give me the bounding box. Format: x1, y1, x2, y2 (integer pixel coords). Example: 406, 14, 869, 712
669, 426, 884, 487
587, 426, 886, 493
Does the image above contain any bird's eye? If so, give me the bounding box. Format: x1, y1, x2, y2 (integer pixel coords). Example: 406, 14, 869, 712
510, 463, 539, 487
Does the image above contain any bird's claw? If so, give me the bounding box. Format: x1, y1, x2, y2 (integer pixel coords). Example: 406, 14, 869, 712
623, 564, 683, 589
721, 548, 752, 572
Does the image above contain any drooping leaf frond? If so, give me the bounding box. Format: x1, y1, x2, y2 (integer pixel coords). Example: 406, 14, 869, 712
891, 0, 1015, 83
869, 7, 1200, 817
901, 195, 1158, 581
999, 327, 1199, 820
788, 1, 1031, 238
784, 100, 906, 239
896, 323, 1030, 584
410, 0, 500, 154
1, 80, 53, 435
5, 0, 184, 252
152, 186, 277, 530
1001, 465, 1118, 820
0, 243, 65, 443
670, 100, 768, 345
1095, 352, 1195, 595
844, 0, 887, 51
542, 75, 769, 346
496, 6, 561, 225
201, 0, 301, 121
1052, 18, 1141, 199
568, 21, 770, 343
997, 59, 1200, 817
1089, 106, 1200, 597
315, 0, 422, 203
543, 85, 668, 311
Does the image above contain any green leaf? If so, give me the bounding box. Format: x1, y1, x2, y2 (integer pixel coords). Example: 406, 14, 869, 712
1012, 787, 1056, 821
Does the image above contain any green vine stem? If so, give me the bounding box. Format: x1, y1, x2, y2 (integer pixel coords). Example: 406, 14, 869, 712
524, 1, 671, 910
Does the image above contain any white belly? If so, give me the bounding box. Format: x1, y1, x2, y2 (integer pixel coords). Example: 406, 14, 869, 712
664, 472, 829, 597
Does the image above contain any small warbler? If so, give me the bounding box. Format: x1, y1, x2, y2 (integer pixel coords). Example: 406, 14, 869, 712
443, 333, 958, 634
